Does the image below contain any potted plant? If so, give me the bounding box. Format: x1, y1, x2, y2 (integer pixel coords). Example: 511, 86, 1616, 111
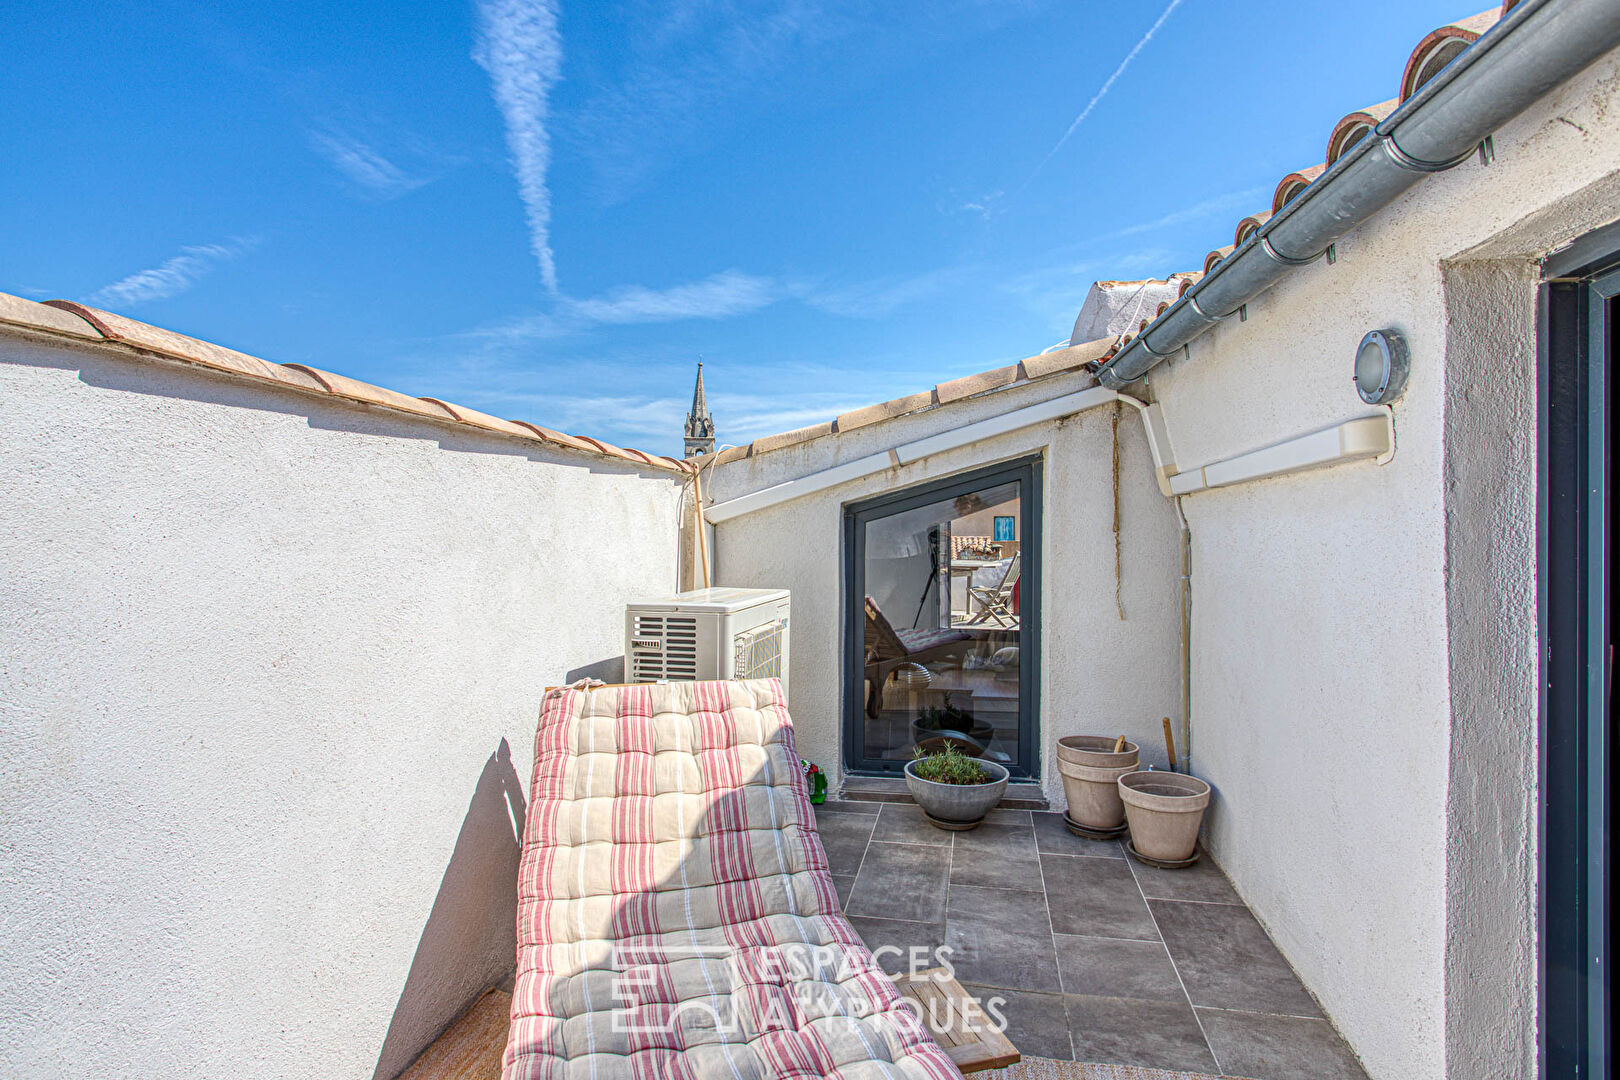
904, 745, 1010, 831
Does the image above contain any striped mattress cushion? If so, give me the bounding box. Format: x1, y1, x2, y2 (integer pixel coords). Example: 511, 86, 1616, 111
504, 678, 961, 1080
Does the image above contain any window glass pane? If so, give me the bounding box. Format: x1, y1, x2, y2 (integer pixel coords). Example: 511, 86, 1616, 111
857, 475, 1028, 771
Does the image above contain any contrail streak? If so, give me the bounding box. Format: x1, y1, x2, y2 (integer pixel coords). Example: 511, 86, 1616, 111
1034, 0, 1185, 175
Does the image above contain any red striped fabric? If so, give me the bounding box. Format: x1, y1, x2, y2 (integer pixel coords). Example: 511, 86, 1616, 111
503, 679, 962, 1080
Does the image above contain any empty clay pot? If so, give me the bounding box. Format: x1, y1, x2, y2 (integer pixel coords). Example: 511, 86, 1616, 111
1118, 771, 1211, 862
1057, 737, 1139, 830
1057, 735, 1139, 769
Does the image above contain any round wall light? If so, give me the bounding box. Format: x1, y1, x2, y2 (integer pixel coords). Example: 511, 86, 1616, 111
1354, 328, 1409, 405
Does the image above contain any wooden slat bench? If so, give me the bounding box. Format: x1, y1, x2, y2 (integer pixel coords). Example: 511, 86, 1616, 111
892, 967, 1021, 1073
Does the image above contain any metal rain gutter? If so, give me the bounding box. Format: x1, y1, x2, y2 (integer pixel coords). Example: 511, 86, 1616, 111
1098, 0, 1620, 389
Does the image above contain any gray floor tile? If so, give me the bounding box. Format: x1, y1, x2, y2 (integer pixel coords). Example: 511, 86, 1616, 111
1065, 994, 1219, 1072
847, 915, 947, 976
964, 984, 1072, 1061
1197, 1008, 1369, 1080
951, 821, 1042, 890
1054, 934, 1186, 1002
1041, 854, 1160, 941
954, 818, 1036, 854
1033, 811, 1125, 858
872, 803, 954, 846
831, 874, 855, 910
944, 884, 1061, 993
1151, 900, 1321, 1018
846, 842, 950, 922
814, 799, 880, 816
1129, 854, 1243, 905
982, 808, 1033, 825
815, 811, 875, 877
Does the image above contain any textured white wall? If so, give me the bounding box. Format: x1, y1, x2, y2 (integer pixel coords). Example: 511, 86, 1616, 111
1137, 50, 1620, 1080
706, 376, 1183, 808
0, 337, 684, 1079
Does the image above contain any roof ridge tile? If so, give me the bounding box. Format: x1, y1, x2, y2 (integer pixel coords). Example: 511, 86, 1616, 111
8, 297, 685, 473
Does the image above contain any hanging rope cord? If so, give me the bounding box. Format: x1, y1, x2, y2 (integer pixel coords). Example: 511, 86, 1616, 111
680, 453, 724, 589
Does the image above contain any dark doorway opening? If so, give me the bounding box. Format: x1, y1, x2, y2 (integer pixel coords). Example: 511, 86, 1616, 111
843, 457, 1042, 778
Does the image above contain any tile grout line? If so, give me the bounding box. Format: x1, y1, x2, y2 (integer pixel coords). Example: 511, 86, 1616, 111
1192, 1003, 1337, 1023
841, 811, 879, 912
1129, 853, 1224, 1076
1036, 839, 1077, 1063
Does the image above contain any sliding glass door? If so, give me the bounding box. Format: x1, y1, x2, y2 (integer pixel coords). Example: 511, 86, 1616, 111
843, 458, 1040, 777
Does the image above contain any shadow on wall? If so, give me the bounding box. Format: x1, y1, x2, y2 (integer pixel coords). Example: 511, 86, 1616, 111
566, 656, 625, 685
373, 740, 528, 1080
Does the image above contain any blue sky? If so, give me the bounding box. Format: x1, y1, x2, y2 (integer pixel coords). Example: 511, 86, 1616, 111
3, 0, 1468, 456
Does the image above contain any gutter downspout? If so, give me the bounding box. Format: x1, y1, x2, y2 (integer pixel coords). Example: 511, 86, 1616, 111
1099, 0, 1620, 389
1175, 495, 1192, 775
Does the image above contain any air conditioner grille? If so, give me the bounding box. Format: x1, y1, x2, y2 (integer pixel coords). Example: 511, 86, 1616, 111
733, 619, 784, 682
629, 613, 700, 682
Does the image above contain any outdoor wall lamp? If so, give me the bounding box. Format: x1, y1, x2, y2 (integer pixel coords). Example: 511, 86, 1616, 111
1354, 328, 1410, 405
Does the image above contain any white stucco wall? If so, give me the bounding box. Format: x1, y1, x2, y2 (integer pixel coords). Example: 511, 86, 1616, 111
0, 334, 684, 1079
705, 375, 1183, 807
1135, 49, 1620, 1080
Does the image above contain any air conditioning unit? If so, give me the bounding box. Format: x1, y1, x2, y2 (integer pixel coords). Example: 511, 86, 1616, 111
625, 587, 790, 694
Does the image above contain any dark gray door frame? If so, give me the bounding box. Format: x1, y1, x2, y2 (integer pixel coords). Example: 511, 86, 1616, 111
842, 455, 1043, 778
1538, 237, 1613, 1079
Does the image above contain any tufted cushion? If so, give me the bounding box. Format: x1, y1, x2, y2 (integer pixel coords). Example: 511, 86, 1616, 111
504, 679, 961, 1080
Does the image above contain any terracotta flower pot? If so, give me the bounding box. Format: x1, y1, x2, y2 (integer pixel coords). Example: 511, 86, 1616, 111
1056, 735, 1139, 769
1056, 736, 1139, 830
1118, 771, 1211, 862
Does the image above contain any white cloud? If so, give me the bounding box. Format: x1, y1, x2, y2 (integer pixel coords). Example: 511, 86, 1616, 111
474, 0, 564, 295
307, 129, 432, 199
89, 239, 257, 308
461, 270, 781, 345
805, 266, 969, 319
484, 389, 874, 446
563, 270, 779, 324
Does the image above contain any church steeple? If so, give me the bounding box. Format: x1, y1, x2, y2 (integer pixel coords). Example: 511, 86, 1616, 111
684, 362, 715, 458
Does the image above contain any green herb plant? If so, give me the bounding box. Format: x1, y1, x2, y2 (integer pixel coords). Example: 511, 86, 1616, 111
910, 744, 990, 786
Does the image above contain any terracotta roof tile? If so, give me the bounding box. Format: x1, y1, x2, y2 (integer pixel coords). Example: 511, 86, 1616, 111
1091, 6, 1508, 387
1400, 10, 1500, 101
751, 420, 836, 455
836, 389, 938, 433
418, 397, 540, 440
1019, 338, 1114, 380
1272, 164, 1327, 214
510, 421, 599, 455
1234, 211, 1273, 247
711, 444, 753, 465
726, 335, 1129, 462
6, 296, 685, 473
47, 301, 327, 393
285, 365, 457, 420
1326, 99, 1399, 165
935, 364, 1019, 403
1, 292, 103, 339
